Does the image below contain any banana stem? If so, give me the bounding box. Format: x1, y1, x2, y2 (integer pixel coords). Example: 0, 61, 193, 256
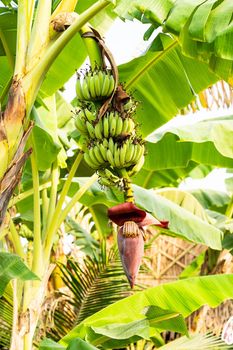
8, 214, 25, 259
80, 25, 103, 70
22, 0, 110, 114
30, 138, 43, 276
43, 151, 83, 260
120, 168, 134, 203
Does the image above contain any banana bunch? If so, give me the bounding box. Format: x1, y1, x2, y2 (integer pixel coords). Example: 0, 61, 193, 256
76, 69, 115, 101
74, 108, 96, 136
83, 138, 144, 171
95, 112, 135, 139
98, 168, 122, 187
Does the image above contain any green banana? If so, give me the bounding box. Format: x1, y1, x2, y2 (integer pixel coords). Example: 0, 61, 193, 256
103, 138, 109, 148
115, 114, 123, 136
128, 155, 145, 176
119, 142, 127, 167
99, 177, 112, 187
125, 143, 135, 164
94, 122, 103, 139
86, 121, 96, 138
127, 118, 135, 133
122, 118, 129, 134
93, 145, 105, 164
84, 152, 99, 169
108, 137, 115, 155
94, 72, 101, 97
89, 147, 101, 167
110, 115, 117, 136
106, 149, 115, 167
114, 147, 121, 168
99, 143, 108, 161
106, 75, 115, 96
101, 71, 110, 96
75, 117, 87, 135
82, 79, 91, 100
103, 117, 109, 138
98, 70, 104, 89
88, 75, 96, 99
76, 78, 84, 100
85, 109, 96, 123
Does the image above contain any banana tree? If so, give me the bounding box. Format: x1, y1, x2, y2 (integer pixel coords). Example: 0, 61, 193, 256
0, 0, 233, 350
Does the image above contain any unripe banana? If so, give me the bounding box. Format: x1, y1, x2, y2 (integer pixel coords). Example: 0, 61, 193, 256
108, 137, 115, 155
101, 71, 110, 96
86, 121, 96, 138
128, 155, 145, 176
106, 75, 115, 96
103, 117, 109, 138
94, 122, 103, 139
125, 143, 135, 164
84, 152, 99, 169
85, 109, 96, 123
94, 72, 101, 97
82, 79, 91, 100
127, 118, 135, 133
99, 143, 108, 161
119, 142, 127, 167
106, 149, 115, 167
93, 145, 105, 164
114, 147, 121, 168
89, 75, 96, 99
104, 168, 119, 181
103, 139, 109, 148
76, 78, 84, 100
89, 147, 101, 167
99, 177, 112, 187
122, 118, 129, 134
110, 115, 117, 136
115, 115, 123, 136
96, 70, 104, 97
75, 117, 88, 135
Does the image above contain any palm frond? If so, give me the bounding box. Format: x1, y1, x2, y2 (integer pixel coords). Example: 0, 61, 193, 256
0, 287, 13, 349
160, 333, 231, 350
46, 245, 133, 340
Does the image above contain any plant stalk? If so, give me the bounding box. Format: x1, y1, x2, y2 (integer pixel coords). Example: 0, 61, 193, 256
46, 162, 59, 229
30, 140, 42, 276
22, 0, 110, 113
44, 173, 98, 262
43, 151, 83, 258
8, 215, 25, 259
80, 25, 103, 69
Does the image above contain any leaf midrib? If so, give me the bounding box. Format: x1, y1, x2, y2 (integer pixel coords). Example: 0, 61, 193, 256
125, 40, 178, 89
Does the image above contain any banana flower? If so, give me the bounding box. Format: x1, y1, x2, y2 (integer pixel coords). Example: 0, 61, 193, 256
108, 202, 168, 288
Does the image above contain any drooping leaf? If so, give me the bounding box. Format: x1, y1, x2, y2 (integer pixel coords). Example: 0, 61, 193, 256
0, 252, 39, 296
66, 179, 223, 249
60, 274, 233, 348
32, 125, 61, 171
190, 189, 231, 214
149, 114, 233, 159
155, 188, 211, 223
119, 33, 218, 136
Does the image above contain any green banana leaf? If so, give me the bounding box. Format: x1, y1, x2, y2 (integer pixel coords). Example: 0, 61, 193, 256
0, 252, 39, 296
149, 114, 233, 159
119, 33, 218, 136
155, 188, 212, 223
116, 0, 233, 80
60, 274, 233, 348
66, 179, 223, 249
